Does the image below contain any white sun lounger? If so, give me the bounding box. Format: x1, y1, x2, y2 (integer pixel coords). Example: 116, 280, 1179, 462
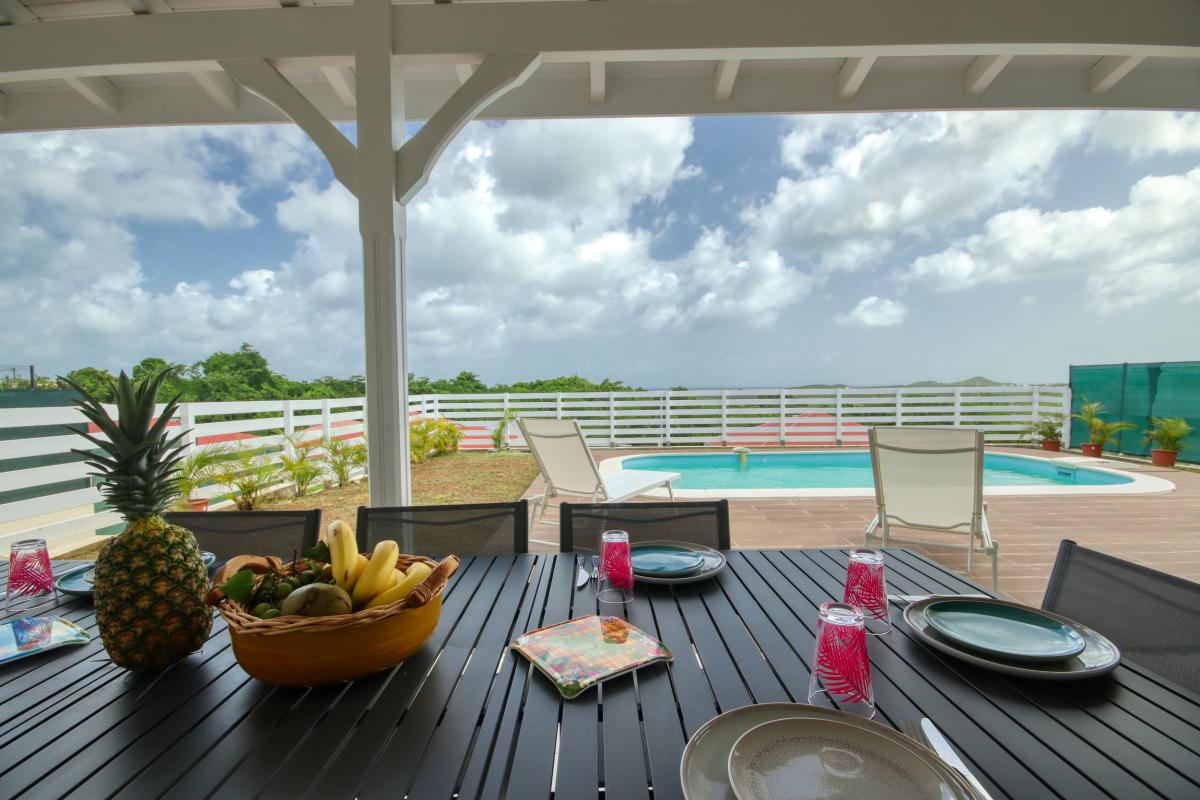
516, 417, 678, 520
864, 426, 999, 590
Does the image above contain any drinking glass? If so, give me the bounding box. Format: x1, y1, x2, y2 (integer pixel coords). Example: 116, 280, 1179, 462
6, 539, 57, 613
597, 530, 634, 605
844, 548, 892, 635
808, 601, 875, 719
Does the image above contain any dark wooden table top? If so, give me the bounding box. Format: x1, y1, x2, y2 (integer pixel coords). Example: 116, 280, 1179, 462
1, 550, 1198, 799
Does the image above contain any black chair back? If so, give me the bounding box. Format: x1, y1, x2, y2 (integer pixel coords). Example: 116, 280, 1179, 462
356, 501, 529, 557
165, 510, 321, 564
1043, 539, 1200, 694
559, 500, 730, 553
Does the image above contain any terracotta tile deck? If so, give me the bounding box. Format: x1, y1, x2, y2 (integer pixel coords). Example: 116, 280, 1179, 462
523, 446, 1200, 606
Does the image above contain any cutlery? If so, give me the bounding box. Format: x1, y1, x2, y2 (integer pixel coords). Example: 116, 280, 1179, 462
590, 555, 599, 583
575, 558, 590, 589
890, 593, 988, 605
920, 718, 995, 800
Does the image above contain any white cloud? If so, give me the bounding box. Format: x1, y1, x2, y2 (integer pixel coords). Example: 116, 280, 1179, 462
835, 296, 907, 327
907, 167, 1200, 312
1090, 111, 1200, 158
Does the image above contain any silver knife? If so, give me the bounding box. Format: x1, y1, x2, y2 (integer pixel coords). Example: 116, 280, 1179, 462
890, 593, 988, 604
575, 558, 590, 589
921, 718, 995, 800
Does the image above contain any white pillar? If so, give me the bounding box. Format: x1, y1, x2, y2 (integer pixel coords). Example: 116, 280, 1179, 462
355, 0, 411, 506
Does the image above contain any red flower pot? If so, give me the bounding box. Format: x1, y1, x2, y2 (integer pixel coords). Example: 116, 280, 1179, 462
186, 497, 210, 512
1041, 440, 1061, 452
1150, 449, 1178, 468
1081, 443, 1103, 457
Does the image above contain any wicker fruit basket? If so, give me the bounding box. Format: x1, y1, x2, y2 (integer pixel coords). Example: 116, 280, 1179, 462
212, 554, 459, 687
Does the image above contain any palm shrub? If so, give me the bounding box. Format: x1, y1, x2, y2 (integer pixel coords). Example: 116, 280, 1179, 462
322, 435, 368, 487
492, 409, 517, 450
1145, 417, 1193, 452
279, 451, 324, 496
210, 444, 283, 510
1026, 414, 1064, 443
173, 446, 221, 507
1090, 419, 1137, 451
1071, 396, 1105, 443
410, 416, 462, 463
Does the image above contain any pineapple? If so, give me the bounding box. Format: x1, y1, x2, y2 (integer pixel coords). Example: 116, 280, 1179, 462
64, 368, 212, 671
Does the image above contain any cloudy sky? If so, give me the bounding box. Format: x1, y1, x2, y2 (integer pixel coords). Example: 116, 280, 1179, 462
1, 110, 1197, 387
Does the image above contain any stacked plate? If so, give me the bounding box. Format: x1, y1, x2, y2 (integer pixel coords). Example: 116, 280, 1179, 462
631, 541, 726, 585
681, 703, 986, 799
56, 552, 218, 598
903, 597, 1120, 680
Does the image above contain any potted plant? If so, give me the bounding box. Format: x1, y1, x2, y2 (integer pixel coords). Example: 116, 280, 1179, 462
174, 446, 221, 511
1027, 414, 1064, 452
1072, 397, 1135, 457
1144, 417, 1193, 467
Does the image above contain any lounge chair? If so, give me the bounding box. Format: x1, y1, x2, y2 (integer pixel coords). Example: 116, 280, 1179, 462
516, 417, 678, 520
863, 427, 999, 589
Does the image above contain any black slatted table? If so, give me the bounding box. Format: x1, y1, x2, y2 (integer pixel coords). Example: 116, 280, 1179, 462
2, 550, 1198, 799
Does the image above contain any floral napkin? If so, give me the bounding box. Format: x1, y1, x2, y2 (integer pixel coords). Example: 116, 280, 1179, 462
511, 615, 672, 699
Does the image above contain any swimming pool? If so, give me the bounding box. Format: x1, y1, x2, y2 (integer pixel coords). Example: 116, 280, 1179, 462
608, 451, 1171, 497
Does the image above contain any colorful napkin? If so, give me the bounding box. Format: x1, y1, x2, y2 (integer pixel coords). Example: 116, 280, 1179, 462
511, 615, 672, 699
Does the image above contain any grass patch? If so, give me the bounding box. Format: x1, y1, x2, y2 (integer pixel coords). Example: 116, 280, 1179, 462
58, 451, 540, 560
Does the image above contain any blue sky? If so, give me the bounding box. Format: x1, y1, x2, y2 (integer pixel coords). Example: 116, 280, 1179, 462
1, 111, 1197, 387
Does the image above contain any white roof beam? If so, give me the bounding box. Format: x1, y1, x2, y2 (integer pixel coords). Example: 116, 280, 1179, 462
836, 56, 875, 99
1090, 54, 1144, 94
453, 63, 473, 85
0, 90, 6, 119
194, 70, 239, 110
123, 0, 172, 15
65, 76, 118, 114
0, 0, 36, 25
714, 58, 739, 101
965, 54, 1011, 95
220, 58, 356, 194
321, 64, 356, 107
588, 59, 605, 103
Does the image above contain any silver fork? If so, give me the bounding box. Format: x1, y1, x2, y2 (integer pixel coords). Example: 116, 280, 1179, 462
898, 718, 993, 800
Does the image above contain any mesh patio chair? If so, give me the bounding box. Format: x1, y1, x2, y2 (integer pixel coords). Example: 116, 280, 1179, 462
559, 500, 730, 553
355, 500, 529, 558
1043, 539, 1200, 695
516, 417, 678, 521
164, 510, 321, 566
863, 427, 999, 589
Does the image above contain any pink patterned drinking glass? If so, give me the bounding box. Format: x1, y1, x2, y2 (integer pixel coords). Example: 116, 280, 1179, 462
597, 530, 634, 605
844, 548, 891, 635
807, 602, 875, 719
6, 539, 57, 613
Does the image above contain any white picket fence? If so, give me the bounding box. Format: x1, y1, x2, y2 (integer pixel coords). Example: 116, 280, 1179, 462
0, 384, 1069, 552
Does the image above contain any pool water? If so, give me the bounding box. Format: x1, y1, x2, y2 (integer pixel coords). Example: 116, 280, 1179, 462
622, 452, 1132, 490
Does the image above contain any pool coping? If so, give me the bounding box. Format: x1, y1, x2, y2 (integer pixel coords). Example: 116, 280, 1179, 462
597, 450, 1176, 498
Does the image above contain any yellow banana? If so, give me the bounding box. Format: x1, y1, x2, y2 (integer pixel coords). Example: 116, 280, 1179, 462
348, 554, 368, 590
366, 562, 434, 609
328, 520, 359, 590
352, 540, 401, 607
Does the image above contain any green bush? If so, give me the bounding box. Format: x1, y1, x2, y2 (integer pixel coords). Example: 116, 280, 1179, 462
321, 435, 368, 487
210, 445, 283, 511
411, 417, 462, 463
1145, 417, 1193, 453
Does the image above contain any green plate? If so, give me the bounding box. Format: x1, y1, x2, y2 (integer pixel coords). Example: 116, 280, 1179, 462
924, 600, 1086, 663
55, 553, 217, 598
631, 544, 705, 578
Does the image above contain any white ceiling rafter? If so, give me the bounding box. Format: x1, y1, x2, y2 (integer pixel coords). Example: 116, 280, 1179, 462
322, 64, 356, 107
964, 54, 1011, 95
0, 90, 6, 119
193, 70, 238, 110
1090, 54, 1144, 94
64, 75, 118, 114
454, 63, 474, 84
714, 58, 739, 101
0, 0, 36, 25
836, 56, 875, 99
588, 59, 604, 103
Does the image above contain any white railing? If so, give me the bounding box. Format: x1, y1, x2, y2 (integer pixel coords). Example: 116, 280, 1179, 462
0, 384, 1068, 552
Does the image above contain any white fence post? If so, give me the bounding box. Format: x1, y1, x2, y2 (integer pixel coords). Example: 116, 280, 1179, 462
895, 388, 903, 426
282, 400, 295, 457
1062, 386, 1073, 447
663, 391, 672, 446
953, 388, 962, 427
321, 399, 332, 442
555, 393, 563, 420
835, 389, 843, 445
179, 402, 196, 455
721, 389, 728, 446
779, 388, 787, 446
609, 392, 616, 446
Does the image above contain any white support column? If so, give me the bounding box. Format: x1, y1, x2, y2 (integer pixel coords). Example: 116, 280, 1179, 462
779, 388, 787, 446
965, 54, 1011, 95
65, 76, 118, 114
355, 0, 411, 507
1090, 55, 1143, 94
588, 59, 605, 104
714, 58, 740, 101
1062, 387, 1073, 448
836, 56, 875, 99
721, 389, 728, 446
834, 389, 843, 445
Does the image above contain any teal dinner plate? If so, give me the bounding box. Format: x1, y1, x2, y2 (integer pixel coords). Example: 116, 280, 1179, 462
924, 600, 1086, 663
55, 552, 216, 598
631, 544, 705, 578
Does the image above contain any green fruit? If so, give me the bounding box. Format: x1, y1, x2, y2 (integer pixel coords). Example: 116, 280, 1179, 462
274, 582, 296, 600
303, 569, 320, 584
261, 609, 282, 619
279, 583, 353, 617
252, 602, 273, 618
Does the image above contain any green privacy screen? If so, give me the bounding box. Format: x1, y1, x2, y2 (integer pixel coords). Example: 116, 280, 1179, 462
1070, 362, 1200, 464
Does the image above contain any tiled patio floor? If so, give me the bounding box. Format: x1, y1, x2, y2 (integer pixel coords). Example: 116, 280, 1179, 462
523, 446, 1200, 606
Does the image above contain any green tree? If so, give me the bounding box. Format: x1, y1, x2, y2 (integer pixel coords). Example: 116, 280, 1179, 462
132, 357, 191, 400
63, 367, 117, 402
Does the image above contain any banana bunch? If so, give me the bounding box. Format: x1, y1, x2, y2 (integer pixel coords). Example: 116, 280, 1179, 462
327, 521, 435, 610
